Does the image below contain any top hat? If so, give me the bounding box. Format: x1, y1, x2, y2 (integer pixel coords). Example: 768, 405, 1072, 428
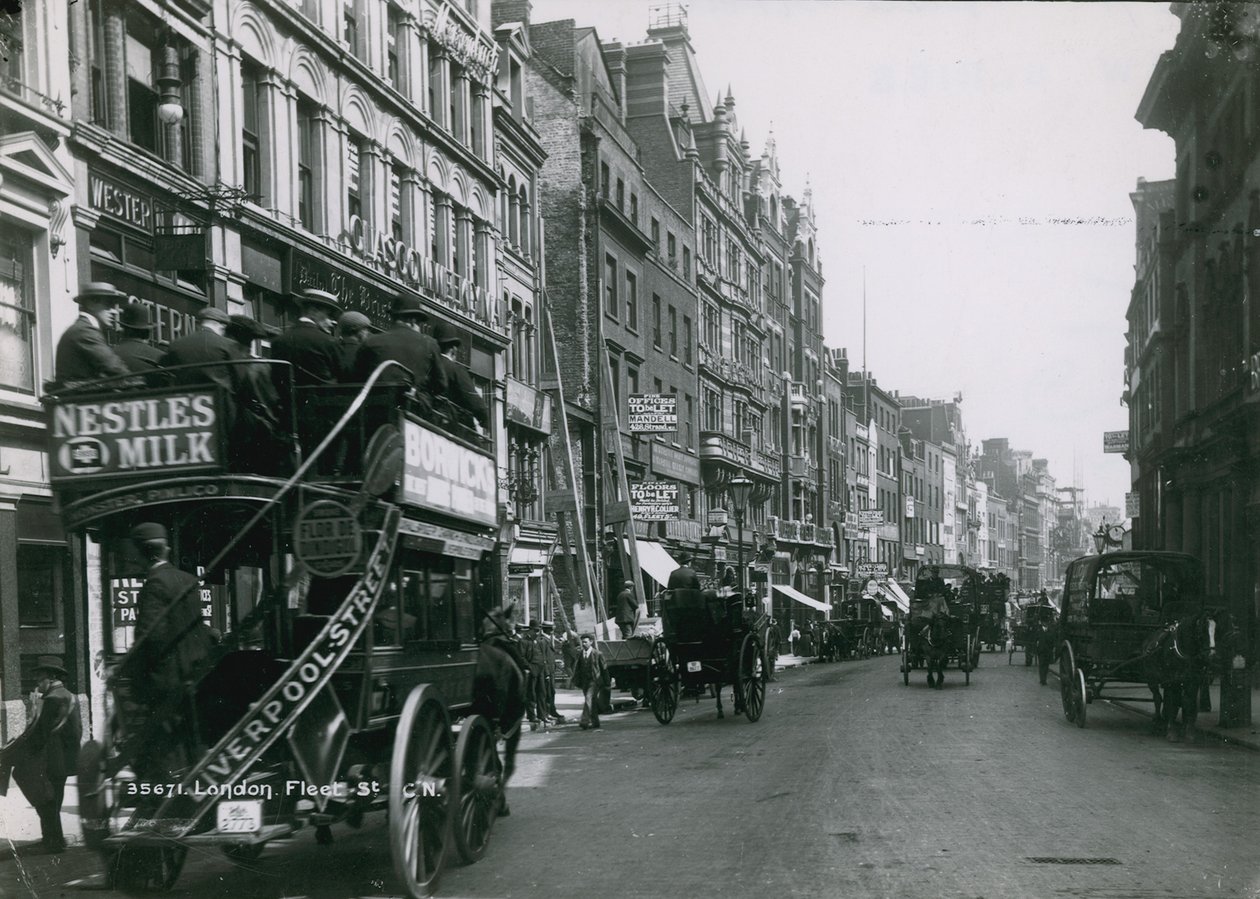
390, 292, 428, 320
432, 320, 462, 348
119, 302, 154, 331
196, 307, 231, 325
298, 288, 343, 314
32, 656, 67, 677
75, 282, 125, 306
130, 522, 169, 543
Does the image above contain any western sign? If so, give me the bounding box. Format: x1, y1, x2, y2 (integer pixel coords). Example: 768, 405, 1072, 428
402, 418, 497, 526
49, 390, 223, 482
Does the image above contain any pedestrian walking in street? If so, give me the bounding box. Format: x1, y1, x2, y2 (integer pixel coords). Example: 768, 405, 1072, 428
0, 656, 82, 853
789, 623, 801, 656
571, 634, 608, 730
615, 579, 639, 639
54, 281, 130, 389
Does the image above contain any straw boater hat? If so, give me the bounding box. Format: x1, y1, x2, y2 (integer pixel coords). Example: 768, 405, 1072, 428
75, 282, 125, 306
298, 288, 342, 315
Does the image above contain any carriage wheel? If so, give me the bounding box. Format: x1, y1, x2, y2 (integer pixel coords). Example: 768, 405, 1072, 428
389, 685, 454, 898
1059, 645, 1079, 724
109, 845, 188, 894
648, 642, 679, 725
77, 741, 111, 853
901, 638, 910, 686
452, 715, 499, 865
738, 634, 766, 723
1073, 667, 1088, 729
964, 636, 972, 685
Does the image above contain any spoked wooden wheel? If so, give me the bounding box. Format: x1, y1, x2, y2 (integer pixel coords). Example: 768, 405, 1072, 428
109, 845, 188, 894
1059, 644, 1087, 726
964, 636, 973, 685
389, 685, 454, 898
1073, 667, 1088, 728
648, 641, 679, 725
452, 715, 500, 865
901, 637, 910, 685
738, 633, 766, 723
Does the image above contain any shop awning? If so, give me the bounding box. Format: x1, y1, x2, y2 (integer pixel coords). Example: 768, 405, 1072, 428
624, 537, 684, 587
772, 584, 830, 612
879, 581, 911, 614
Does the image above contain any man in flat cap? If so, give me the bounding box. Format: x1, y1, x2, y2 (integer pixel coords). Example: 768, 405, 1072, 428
128, 522, 215, 776
432, 320, 489, 432
54, 282, 131, 389
352, 291, 447, 409
113, 301, 166, 381
272, 288, 344, 388
0, 656, 81, 853
335, 310, 373, 374
615, 579, 640, 639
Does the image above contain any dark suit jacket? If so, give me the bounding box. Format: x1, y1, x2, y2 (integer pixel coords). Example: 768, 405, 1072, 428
570, 648, 607, 691
353, 325, 448, 398
54, 316, 131, 386
2, 682, 81, 786
667, 565, 702, 590
135, 562, 214, 701
271, 321, 342, 387
615, 588, 638, 624
161, 329, 242, 398
438, 354, 489, 428
115, 338, 165, 374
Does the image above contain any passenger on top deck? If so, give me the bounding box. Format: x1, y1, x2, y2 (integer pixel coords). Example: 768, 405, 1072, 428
667, 551, 702, 591
270, 288, 344, 388
352, 291, 448, 412
432, 320, 489, 432
54, 282, 130, 389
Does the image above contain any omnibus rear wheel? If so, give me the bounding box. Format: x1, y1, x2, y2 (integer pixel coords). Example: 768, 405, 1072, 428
389, 685, 454, 898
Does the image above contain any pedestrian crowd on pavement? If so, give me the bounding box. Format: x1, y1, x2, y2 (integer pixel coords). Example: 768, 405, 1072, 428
52, 280, 491, 467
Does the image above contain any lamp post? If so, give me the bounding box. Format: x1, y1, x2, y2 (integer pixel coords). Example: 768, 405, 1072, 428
729, 474, 753, 596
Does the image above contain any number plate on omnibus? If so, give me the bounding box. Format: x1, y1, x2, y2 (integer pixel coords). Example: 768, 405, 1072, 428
217, 800, 263, 834
686, 661, 702, 673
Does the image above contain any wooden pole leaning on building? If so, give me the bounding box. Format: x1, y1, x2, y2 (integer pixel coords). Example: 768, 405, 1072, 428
598, 338, 646, 641
539, 297, 608, 636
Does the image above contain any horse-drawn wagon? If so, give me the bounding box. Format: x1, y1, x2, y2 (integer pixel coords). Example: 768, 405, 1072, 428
976, 573, 1010, 651
598, 633, 658, 702
646, 589, 768, 723
833, 595, 894, 659
48, 363, 519, 897
1055, 550, 1232, 736
1008, 601, 1058, 683
901, 565, 981, 688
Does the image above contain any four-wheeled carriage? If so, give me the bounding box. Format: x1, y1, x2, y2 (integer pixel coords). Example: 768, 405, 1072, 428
1008, 601, 1057, 681
1055, 551, 1212, 732
976, 574, 1010, 651
648, 589, 767, 723
834, 596, 892, 659
49, 367, 514, 898
901, 564, 982, 687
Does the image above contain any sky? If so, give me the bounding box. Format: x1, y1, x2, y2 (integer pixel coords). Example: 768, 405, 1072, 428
530, 0, 1182, 512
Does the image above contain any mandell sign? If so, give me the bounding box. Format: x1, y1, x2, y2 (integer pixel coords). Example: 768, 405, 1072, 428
402, 418, 497, 527
49, 390, 224, 483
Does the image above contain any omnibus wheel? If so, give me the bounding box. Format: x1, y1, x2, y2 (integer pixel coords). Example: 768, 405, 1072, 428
452, 715, 499, 866
648, 642, 679, 725
739, 634, 766, 723
389, 685, 453, 898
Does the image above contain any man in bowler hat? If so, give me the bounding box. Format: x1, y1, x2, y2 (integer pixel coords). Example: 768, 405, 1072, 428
54, 282, 131, 388
0, 657, 81, 852
128, 522, 215, 775
114, 301, 165, 378
432, 320, 489, 431
667, 551, 702, 591
271, 288, 344, 388
352, 291, 447, 407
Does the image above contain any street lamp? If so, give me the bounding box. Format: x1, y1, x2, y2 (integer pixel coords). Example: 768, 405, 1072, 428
729, 474, 753, 596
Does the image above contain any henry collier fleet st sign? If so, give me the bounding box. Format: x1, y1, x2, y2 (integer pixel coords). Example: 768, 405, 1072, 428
50, 391, 223, 481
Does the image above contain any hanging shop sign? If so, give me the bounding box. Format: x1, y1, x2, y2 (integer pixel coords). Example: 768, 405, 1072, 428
402, 418, 497, 526
628, 394, 677, 433
48, 389, 224, 483
629, 480, 680, 521
1103, 430, 1130, 453
294, 500, 364, 577
344, 216, 493, 329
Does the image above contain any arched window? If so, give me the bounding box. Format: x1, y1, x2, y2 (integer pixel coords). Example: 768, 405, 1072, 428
518, 184, 531, 256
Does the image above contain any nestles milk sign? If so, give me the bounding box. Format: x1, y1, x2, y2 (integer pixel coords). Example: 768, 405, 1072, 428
402, 419, 497, 526
49, 390, 223, 483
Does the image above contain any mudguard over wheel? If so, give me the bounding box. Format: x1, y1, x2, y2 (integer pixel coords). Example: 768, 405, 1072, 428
452, 714, 500, 865
389, 685, 454, 898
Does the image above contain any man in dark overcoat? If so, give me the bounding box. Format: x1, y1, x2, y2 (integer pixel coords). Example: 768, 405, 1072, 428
615, 580, 639, 639
114, 301, 165, 379
538, 621, 565, 724
271, 288, 343, 388
226, 315, 287, 471
432, 320, 489, 431
160, 307, 243, 432
352, 292, 447, 409
0, 657, 81, 853
667, 551, 702, 591
54, 282, 130, 389
129, 522, 215, 776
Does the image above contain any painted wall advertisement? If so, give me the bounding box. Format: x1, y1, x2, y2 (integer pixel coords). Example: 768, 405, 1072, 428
111, 572, 216, 651
402, 419, 497, 526
629, 480, 680, 521
628, 394, 677, 433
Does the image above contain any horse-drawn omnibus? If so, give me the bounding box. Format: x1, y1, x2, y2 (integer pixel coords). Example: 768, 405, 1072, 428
47, 362, 514, 896
833, 595, 894, 659
901, 564, 981, 688
1055, 550, 1230, 736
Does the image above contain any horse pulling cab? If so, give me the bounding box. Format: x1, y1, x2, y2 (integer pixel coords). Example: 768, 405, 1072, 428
47, 365, 512, 896
646, 589, 768, 723
901, 564, 982, 688
1055, 549, 1231, 736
